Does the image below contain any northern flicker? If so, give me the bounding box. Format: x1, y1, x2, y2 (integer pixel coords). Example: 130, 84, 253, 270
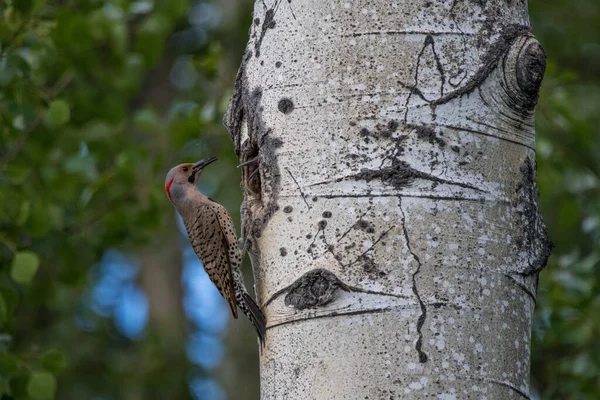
165, 157, 266, 345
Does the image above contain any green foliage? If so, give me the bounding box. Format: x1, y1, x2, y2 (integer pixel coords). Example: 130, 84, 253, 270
0, 0, 252, 398
530, 1, 600, 398
44, 100, 69, 127
40, 350, 66, 375
26, 371, 55, 400
10, 251, 39, 284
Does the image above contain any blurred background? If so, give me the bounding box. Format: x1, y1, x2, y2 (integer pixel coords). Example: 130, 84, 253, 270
0, 0, 597, 399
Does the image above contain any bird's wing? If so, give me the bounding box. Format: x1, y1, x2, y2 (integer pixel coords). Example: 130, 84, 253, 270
185, 204, 238, 318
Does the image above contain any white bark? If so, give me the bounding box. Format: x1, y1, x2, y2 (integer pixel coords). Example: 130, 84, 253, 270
225, 1, 551, 399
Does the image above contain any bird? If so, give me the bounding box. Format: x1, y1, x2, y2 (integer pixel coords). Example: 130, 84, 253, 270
165, 157, 266, 345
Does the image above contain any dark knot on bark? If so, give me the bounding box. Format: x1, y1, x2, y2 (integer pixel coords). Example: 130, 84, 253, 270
516, 41, 546, 107
284, 268, 349, 310
503, 36, 547, 111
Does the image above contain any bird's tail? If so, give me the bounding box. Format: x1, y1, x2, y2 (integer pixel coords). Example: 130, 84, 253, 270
240, 291, 266, 347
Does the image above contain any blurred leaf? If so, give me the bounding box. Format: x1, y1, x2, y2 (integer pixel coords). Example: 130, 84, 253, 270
41, 350, 67, 375
16, 201, 31, 226
27, 371, 56, 400
48, 204, 64, 230
45, 100, 70, 127
10, 251, 40, 285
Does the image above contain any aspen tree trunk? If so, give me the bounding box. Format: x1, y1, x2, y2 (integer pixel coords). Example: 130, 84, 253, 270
224, 1, 551, 398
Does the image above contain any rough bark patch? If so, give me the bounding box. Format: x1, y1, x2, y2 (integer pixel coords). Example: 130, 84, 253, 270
432, 24, 531, 105
263, 268, 351, 310
515, 41, 546, 109
413, 124, 447, 148
283, 269, 349, 310
223, 50, 282, 249
350, 160, 482, 192
513, 156, 553, 275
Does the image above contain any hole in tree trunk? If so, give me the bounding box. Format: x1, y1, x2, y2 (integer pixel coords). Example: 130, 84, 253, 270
242, 144, 261, 198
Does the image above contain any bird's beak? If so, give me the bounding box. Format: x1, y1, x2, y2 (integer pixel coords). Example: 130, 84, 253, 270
192, 157, 218, 171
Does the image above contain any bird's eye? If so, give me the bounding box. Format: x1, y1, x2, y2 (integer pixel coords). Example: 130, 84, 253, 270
183, 167, 189, 172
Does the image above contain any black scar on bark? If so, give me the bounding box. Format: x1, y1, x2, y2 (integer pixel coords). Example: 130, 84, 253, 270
412, 124, 446, 148
255, 8, 276, 58
359, 120, 399, 140
263, 265, 413, 311
512, 156, 553, 275
282, 269, 350, 310
349, 160, 483, 192
398, 199, 428, 363
431, 24, 532, 106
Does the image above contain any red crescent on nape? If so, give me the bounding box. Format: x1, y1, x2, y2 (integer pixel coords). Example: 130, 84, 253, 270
165, 178, 174, 201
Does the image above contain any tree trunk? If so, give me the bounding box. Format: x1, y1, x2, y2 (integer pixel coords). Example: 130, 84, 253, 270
224, 0, 551, 398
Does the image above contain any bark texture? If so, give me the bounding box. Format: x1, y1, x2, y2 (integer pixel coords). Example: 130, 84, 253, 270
224, 0, 550, 398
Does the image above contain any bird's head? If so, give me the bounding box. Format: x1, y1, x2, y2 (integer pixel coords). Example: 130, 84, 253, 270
164, 157, 217, 203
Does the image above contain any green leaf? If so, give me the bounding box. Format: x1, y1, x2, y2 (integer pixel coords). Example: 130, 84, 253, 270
45, 100, 70, 127
10, 251, 40, 285
27, 371, 56, 400
47, 204, 64, 230
16, 200, 30, 226
41, 350, 66, 375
